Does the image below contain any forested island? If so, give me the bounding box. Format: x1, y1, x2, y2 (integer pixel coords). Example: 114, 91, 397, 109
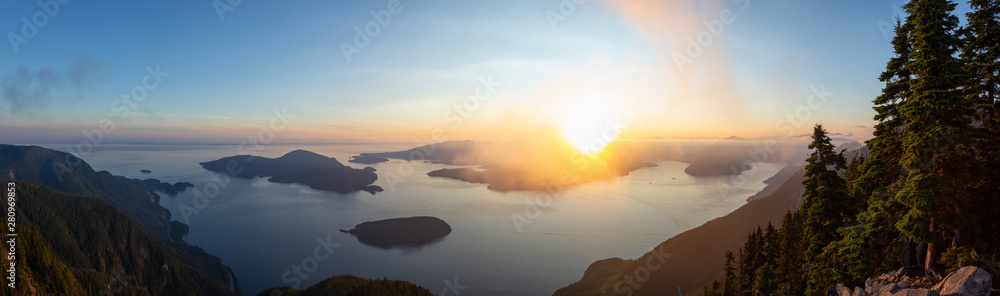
200, 149, 383, 194
341, 216, 452, 249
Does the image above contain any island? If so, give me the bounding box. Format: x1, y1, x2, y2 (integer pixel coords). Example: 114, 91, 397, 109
426, 168, 488, 184
140, 169, 152, 173
199, 149, 383, 194
682, 151, 753, 177
341, 216, 451, 249
348, 155, 389, 164
269, 167, 383, 194
116, 176, 195, 196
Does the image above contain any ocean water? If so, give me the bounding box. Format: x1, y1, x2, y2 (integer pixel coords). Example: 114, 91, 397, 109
46, 144, 783, 296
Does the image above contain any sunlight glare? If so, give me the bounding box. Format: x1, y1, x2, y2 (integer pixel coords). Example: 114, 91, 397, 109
559, 100, 623, 156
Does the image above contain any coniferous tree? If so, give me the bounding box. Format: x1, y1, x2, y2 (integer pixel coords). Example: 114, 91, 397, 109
896, 0, 977, 274
751, 263, 776, 296
777, 211, 803, 295
740, 230, 759, 296
801, 124, 851, 260
863, 20, 913, 194
962, 0, 1000, 258
723, 251, 738, 296
801, 124, 852, 294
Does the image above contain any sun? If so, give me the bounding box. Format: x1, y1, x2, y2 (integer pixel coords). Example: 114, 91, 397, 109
559, 100, 623, 156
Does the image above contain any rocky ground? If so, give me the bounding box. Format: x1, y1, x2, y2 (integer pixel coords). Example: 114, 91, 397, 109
828, 266, 996, 296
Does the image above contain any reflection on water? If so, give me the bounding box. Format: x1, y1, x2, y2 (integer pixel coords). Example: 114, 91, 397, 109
50, 144, 782, 296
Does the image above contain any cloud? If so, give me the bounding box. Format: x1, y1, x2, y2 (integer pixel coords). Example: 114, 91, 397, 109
1, 66, 61, 113
1, 55, 104, 115
595, 0, 748, 126
68, 54, 103, 89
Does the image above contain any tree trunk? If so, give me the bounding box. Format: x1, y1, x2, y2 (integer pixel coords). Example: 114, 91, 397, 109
925, 221, 939, 276
904, 237, 917, 267
925, 241, 939, 276
916, 242, 927, 267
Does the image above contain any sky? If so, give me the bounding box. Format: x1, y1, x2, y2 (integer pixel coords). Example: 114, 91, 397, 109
0, 0, 974, 145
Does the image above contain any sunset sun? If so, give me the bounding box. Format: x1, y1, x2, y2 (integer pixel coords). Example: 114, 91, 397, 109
559, 100, 623, 156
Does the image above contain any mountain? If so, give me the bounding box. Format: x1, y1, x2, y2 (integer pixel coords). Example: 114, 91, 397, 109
0, 181, 237, 296
257, 275, 433, 296
0, 145, 173, 239
553, 166, 807, 296
200, 150, 383, 194
0, 144, 239, 293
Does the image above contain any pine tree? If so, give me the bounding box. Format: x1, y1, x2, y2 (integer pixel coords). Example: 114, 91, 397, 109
896, 0, 977, 274
777, 211, 803, 295
801, 124, 852, 294
723, 251, 738, 296
740, 230, 759, 296
802, 124, 851, 260
962, 0, 1000, 258
863, 20, 912, 195
751, 263, 775, 296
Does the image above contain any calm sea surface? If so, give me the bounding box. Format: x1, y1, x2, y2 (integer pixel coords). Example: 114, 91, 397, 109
46, 144, 782, 296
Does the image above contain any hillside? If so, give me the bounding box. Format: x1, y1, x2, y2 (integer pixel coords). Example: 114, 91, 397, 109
0, 144, 239, 293
553, 167, 807, 296
0, 182, 236, 295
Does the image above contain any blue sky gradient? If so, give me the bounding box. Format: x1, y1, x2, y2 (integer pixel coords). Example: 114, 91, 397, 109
0, 0, 973, 144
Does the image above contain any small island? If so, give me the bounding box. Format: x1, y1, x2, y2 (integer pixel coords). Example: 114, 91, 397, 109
140, 169, 152, 173
341, 216, 451, 249
683, 152, 753, 177
426, 168, 488, 184
348, 155, 389, 164
200, 150, 383, 195
116, 176, 194, 196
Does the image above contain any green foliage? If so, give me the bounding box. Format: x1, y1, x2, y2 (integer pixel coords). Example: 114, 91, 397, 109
896, 0, 977, 248
715, 1, 1000, 294
11, 181, 236, 296
802, 124, 854, 262
962, 0, 1000, 262
723, 251, 738, 296
940, 247, 980, 274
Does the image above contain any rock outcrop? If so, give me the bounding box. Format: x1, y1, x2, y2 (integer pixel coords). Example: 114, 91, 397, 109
828, 266, 993, 296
